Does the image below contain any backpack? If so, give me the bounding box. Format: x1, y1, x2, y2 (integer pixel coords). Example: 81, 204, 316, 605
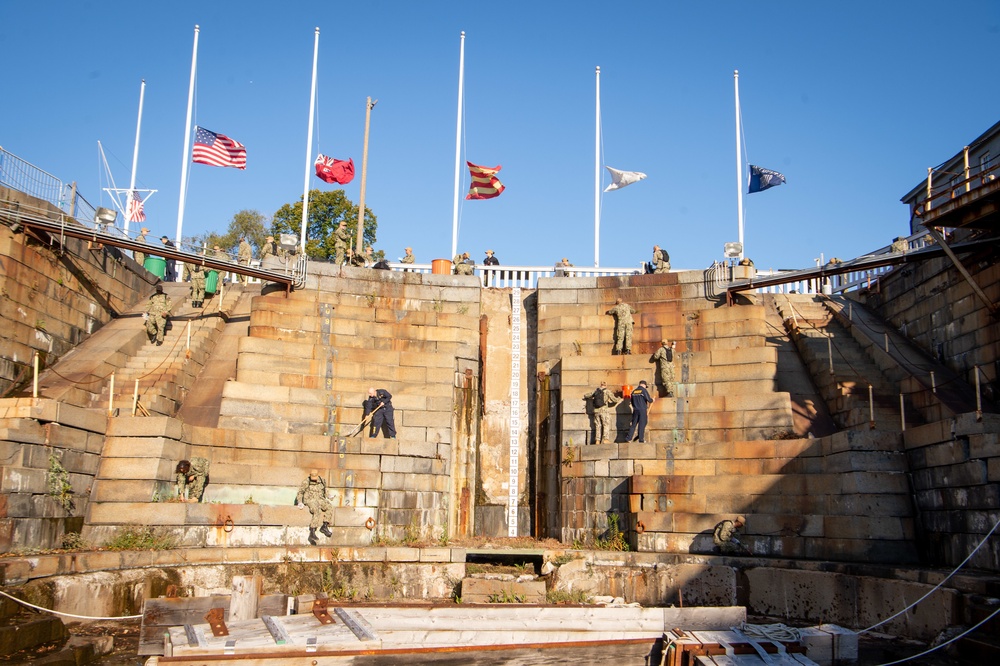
659, 248, 670, 263
593, 389, 606, 408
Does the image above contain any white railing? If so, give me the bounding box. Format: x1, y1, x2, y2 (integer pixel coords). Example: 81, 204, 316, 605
751, 230, 937, 296
386, 262, 644, 288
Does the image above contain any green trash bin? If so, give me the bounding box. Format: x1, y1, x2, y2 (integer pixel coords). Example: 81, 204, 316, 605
143, 256, 166, 279
204, 269, 219, 295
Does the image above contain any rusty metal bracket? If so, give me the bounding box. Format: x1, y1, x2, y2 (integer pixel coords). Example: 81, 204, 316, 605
204, 607, 229, 636
311, 597, 335, 625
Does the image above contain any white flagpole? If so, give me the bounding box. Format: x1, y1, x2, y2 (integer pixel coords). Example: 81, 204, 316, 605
594, 66, 601, 268
175, 24, 199, 274
451, 31, 465, 260
300, 27, 320, 254
126, 79, 145, 237
734, 69, 744, 260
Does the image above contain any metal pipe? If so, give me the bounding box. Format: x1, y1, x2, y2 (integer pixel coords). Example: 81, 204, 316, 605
930, 371, 936, 394
900, 393, 906, 432
827, 335, 833, 375
869, 384, 875, 429
975, 365, 982, 422
132, 380, 139, 416
32, 351, 38, 398
109, 373, 115, 415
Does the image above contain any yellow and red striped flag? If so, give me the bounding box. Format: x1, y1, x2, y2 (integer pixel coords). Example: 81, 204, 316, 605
466, 162, 505, 200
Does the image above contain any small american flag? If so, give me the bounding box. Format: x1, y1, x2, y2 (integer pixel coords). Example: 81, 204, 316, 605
125, 190, 145, 223
192, 126, 247, 169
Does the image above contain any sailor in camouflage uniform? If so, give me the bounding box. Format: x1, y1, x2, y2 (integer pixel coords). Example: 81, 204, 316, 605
585, 381, 619, 444
134, 226, 150, 267
605, 298, 636, 355
651, 245, 671, 273
651, 339, 677, 397
296, 469, 334, 545
144, 285, 172, 345
183, 261, 207, 308
334, 221, 351, 265
175, 457, 210, 502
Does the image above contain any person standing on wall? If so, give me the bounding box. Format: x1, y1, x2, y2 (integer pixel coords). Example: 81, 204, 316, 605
605, 298, 636, 355
364, 387, 397, 438
626, 380, 654, 443
585, 381, 620, 445
651, 339, 677, 397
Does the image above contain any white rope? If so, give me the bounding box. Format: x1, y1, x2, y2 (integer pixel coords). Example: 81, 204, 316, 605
874, 604, 1000, 666
736, 622, 801, 643
860, 513, 1000, 634
0, 589, 142, 621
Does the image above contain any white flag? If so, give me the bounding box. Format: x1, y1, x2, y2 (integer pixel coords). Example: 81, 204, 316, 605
604, 166, 647, 191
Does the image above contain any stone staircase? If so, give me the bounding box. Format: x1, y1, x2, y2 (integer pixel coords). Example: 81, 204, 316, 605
77, 267, 488, 549
88, 285, 249, 417
773, 294, 914, 431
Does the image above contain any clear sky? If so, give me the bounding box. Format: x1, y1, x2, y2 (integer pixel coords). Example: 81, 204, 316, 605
2, 1, 998, 271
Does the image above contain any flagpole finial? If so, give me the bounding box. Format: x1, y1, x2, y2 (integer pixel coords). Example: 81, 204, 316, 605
734, 69, 739, 76
194, 24, 199, 31
460, 31, 465, 37
314, 26, 320, 34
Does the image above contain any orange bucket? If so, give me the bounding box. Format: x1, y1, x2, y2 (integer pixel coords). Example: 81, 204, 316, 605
431, 258, 452, 275
622, 384, 633, 398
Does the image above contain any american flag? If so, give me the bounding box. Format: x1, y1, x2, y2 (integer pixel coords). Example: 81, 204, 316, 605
192, 126, 247, 169
125, 190, 145, 223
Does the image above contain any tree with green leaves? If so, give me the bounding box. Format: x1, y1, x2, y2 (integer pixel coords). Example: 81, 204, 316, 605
271, 189, 376, 262
191, 209, 269, 256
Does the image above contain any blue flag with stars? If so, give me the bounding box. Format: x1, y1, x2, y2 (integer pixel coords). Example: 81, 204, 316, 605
748, 165, 786, 193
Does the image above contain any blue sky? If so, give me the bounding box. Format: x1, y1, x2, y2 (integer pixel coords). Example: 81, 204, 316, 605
2, 1, 998, 270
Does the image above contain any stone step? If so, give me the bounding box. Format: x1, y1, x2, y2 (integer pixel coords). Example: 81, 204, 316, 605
460, 577, 546, 604
632, 527, 919, 562
0, 614, 68, 657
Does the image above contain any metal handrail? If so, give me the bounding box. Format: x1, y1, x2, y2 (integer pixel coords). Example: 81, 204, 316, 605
0, 197, 297, 292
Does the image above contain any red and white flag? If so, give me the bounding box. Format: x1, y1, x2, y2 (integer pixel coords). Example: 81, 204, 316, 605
315, 154, 355, 184
192, 126, 247, 169
125, 190, 145, 223
466, 162, 505, 200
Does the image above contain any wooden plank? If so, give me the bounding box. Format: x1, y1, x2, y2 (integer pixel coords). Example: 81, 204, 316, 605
231, 575, 262, 622
141, 594, 288, 656
374, 629, 670, 646
166, 614, 376, 657
140, 596, 231, 656
142, 637, 659, 665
